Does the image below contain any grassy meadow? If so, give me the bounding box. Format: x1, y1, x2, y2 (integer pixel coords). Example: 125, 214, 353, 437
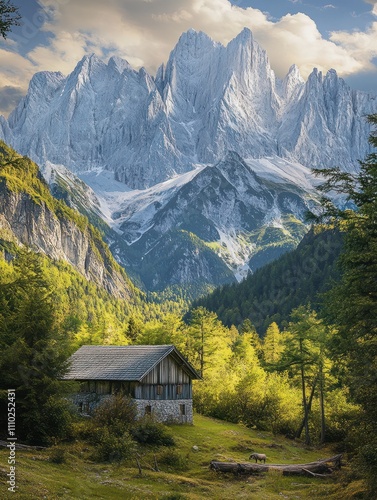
0, 414, 363, 500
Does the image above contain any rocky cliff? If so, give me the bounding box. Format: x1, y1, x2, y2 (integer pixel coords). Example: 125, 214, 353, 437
0, 142, 135, 299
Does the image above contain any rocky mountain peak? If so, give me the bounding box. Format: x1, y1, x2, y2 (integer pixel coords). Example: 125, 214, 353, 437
0, 27, 374, 191
107, 55, 133, 74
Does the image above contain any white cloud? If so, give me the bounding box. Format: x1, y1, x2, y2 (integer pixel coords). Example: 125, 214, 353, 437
32, 0, 373, 77
0, 0, 377, 115
0, 48, 37, 89
330, 22, 377, 71
361, 1, 376, 16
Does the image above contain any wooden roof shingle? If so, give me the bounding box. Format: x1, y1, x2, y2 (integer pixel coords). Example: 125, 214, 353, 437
63, 344, 200, 381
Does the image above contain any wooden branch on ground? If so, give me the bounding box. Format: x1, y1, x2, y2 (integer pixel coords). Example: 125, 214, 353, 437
0, 440, 46, 451
210, 454, 343, 477
135, 457, 143, 475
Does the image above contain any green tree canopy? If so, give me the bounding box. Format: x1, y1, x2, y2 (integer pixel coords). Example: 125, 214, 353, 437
312, 113, 377, 495
0, 251, 73, 445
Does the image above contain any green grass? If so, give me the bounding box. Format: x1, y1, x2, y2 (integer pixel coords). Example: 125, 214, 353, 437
0, 414, 361, 499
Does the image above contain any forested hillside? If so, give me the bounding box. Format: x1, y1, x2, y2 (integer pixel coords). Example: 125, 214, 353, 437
193, 226, 344, 333
0, 141, 136, 298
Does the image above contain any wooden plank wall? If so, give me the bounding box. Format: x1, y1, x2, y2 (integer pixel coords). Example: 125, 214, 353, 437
142, 355, 191, 384
78, 355, 194, 401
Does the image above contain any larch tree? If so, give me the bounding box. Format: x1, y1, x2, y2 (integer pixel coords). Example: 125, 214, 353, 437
262, 322, 285, 366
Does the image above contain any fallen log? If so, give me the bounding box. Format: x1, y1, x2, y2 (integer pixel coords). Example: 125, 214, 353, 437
0, 440, 46, 451
210, 454, 342, 477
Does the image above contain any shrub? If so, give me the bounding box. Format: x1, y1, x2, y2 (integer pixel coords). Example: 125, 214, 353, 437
49, 447, 66, 464
92, 394, 137, 436
93, 427, 136, 463
71, 419, 97, 441
130, 418, 175, 447
159, 449, 189, 471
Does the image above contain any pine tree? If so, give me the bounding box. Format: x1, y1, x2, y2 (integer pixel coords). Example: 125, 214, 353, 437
0, 251, 73, 445
312, 114, 377, 493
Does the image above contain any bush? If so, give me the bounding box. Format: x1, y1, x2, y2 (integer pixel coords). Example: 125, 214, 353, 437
159, 449, 189, 471
71, 419, 97, 441
356, 441, 377, 498
49, 447, 66, 464
92, 394, 137, 436
8, 391, 76, 446
93, 427, 135, 463
131, 417, 175, 447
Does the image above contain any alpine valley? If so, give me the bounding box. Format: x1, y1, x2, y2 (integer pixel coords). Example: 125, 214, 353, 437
0, 27, 376, 297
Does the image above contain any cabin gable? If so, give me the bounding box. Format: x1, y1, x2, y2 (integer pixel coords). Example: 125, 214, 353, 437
135, 354, 192, 400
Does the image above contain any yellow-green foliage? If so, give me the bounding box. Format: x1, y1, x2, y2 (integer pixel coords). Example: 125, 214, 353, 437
0, 249, 187, 351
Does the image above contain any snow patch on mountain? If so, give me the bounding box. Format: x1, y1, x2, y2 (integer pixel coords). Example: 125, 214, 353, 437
245, 156, 318, 191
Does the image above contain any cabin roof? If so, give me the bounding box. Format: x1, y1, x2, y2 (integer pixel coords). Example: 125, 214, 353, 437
63, 344, 201, 382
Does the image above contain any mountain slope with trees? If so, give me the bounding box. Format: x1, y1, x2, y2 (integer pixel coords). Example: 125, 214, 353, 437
0, 141, 136, 298
193, 226, 344, 333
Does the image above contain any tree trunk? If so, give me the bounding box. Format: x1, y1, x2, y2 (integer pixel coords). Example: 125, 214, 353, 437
319, 361, 326, 444
296, 375, 318, 439
298, 338, 310, 445
210, 454, 342, 477
200, 319, 204, 377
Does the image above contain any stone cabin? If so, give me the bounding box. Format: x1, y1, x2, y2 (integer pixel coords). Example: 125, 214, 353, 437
64, 344, 201, 423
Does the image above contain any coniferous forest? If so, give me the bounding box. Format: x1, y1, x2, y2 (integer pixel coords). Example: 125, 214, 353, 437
0, 116, 377, 497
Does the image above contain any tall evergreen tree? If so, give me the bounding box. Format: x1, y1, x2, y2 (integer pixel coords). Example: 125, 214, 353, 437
0, 251, 73, 445
312, 114, 377, 494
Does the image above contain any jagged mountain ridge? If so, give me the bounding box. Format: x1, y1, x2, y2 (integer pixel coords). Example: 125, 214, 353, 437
0, 28, 375, 189
0, 28, 375, 296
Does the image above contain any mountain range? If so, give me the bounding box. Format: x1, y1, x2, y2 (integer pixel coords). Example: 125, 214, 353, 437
0, 28, 375, 296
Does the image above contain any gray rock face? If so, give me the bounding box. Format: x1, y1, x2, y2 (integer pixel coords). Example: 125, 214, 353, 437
0, 181, 133, 298
112, 152, 319, 290
0, 29, 375, 190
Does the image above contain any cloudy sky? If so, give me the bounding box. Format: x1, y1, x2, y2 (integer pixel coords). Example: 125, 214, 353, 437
0, 0, 377, 115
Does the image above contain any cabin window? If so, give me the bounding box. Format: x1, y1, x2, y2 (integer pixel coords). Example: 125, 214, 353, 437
156, 385, 163, 395
79, 402, 90, 414
176, 384, 182, 395
179, 404, 186, 416
145, 405, 152, 415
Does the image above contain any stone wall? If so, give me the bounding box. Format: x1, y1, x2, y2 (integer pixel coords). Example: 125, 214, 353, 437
134, 399, 193, 424
71, 392, 110, 414
71, 393, 193, 424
